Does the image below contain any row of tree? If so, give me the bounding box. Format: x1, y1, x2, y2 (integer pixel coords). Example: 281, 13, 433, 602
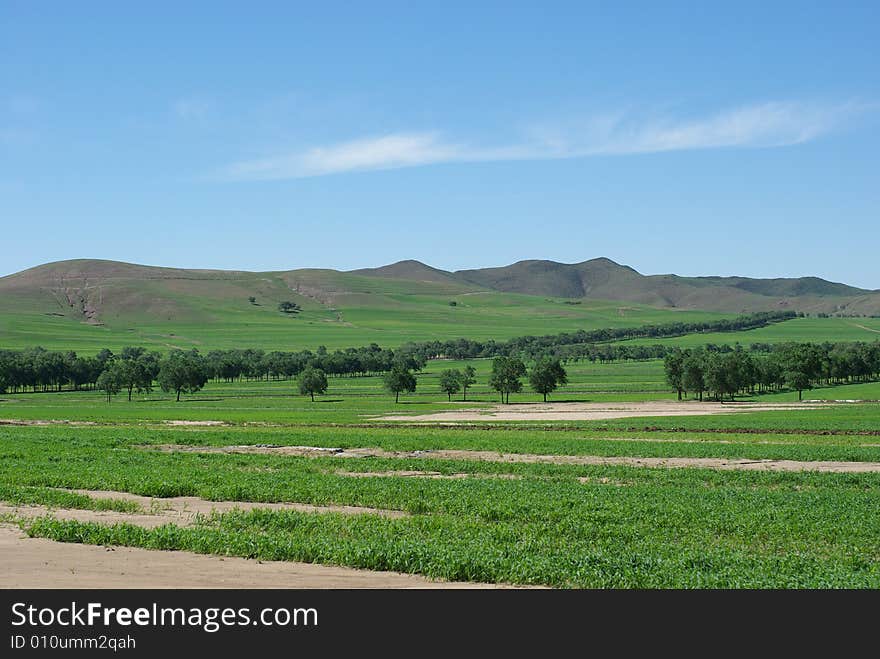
0, 310, 795, 395
424, 356, 569, 404
396, 311, 798, 361
0, 344, 428, 394
296, 357, 569, 404
203, 344, 427, 382
663, 341, 880, 401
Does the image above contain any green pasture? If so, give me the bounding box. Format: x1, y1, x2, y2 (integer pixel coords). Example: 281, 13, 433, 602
2, 355, 879, 426
3, 307, 880, 588
623, 316, 880, 348
0, 287, 728, 353
3, 425, 879, 588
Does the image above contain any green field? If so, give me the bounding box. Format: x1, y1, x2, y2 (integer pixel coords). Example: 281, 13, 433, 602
3, 276, 880, 589
4, 416, 880, 588
624, 316, 880, 348
2, 355, 880, 588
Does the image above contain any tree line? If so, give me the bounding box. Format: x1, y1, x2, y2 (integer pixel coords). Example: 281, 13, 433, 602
3, 338, 877, 405
663, 341, 880, 402
0, 344, 426, 395
396, 310, 798, 362
378, 357, 568, 404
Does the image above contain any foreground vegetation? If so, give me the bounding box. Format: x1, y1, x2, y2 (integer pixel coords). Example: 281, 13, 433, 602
2, 311, 878, 588
3, 424, 879, 587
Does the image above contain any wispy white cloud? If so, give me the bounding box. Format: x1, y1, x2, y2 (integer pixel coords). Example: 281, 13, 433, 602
219, 101, 864, 180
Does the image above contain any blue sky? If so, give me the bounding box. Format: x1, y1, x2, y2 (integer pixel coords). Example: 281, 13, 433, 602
2, 2, 878, 286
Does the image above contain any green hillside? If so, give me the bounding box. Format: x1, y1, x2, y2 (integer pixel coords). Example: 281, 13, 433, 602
2, 257, 878, 353
452, 258, 880, 314
0, 259, 725, 352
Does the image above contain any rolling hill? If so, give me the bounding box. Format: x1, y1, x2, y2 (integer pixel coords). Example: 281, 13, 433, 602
451, 258, 878, 314
0, 257, 878, 352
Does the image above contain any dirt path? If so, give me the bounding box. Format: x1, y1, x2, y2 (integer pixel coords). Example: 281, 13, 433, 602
69, 488, 407, 519
336, 470, 521, 480
0, 525, 508, 589
152, 444, 880, 473
375, 400, 830, 422
848, 322, 880, 334
0, 418, 98, 427
0, 490, 406, 530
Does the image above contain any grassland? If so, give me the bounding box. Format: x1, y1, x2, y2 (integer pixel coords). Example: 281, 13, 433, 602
3, 422, 879, 588
0, 259, 741, 352
3, 271, 879, 589
623, 316, 880, 348
2, 356, 879, 588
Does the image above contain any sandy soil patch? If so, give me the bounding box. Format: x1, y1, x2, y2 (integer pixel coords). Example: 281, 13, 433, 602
0, 418, 97, 426
0, 489, 406, 528
577, 476, 631, 486
71, 488, 407, 519
0, 525, 512, 589
375, 400, 831, 422
151, 444, 880, 473
0, 503, 188, 529
163, 420, 226, 426
336, 470, 521, 480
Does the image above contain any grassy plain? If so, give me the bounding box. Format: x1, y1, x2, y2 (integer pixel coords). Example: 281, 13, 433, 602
2, 298, 880, 588
3, 421, 879, 588
0, 279, 730, 353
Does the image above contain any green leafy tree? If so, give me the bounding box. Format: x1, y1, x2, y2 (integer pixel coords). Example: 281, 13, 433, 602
664, 349, 686, 400
116, 354, 158, 401
460, 365, 477, 401
96, 368, 121, 403
298, 367, 328, 401
528, 357, 568, 402
157, 351, 208, 402
785, 370, 812, 401
682, 353, 706, 401
489, 356, 526, 404
278, 301, 301, 314
439, 369, 462, 401
383, 365, 416, 403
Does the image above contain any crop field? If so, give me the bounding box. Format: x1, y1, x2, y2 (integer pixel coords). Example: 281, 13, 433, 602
2, 352, 879, 588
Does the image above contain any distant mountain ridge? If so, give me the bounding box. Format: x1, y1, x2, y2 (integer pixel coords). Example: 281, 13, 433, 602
2, 257, 879, 321
355, 257, 877, 313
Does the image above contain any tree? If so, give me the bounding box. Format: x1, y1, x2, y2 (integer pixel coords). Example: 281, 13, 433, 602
488, 356, 526, 404
157, 351, 208, 402
704, 353, 736, 402
115, 354, 157, 401
278, 301, 301, 314
298, 367, 328, 401
96, 368, 121, 403
383, 365, 416, 403
664, 349, 685, 400
682, 353, 706, 401
460, 365, 477, 401
248, 296, 257, 305
528, 357, 568, 402
95, 348, 115, 370
439, 369, 462, 401
785, 370, 812, 401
